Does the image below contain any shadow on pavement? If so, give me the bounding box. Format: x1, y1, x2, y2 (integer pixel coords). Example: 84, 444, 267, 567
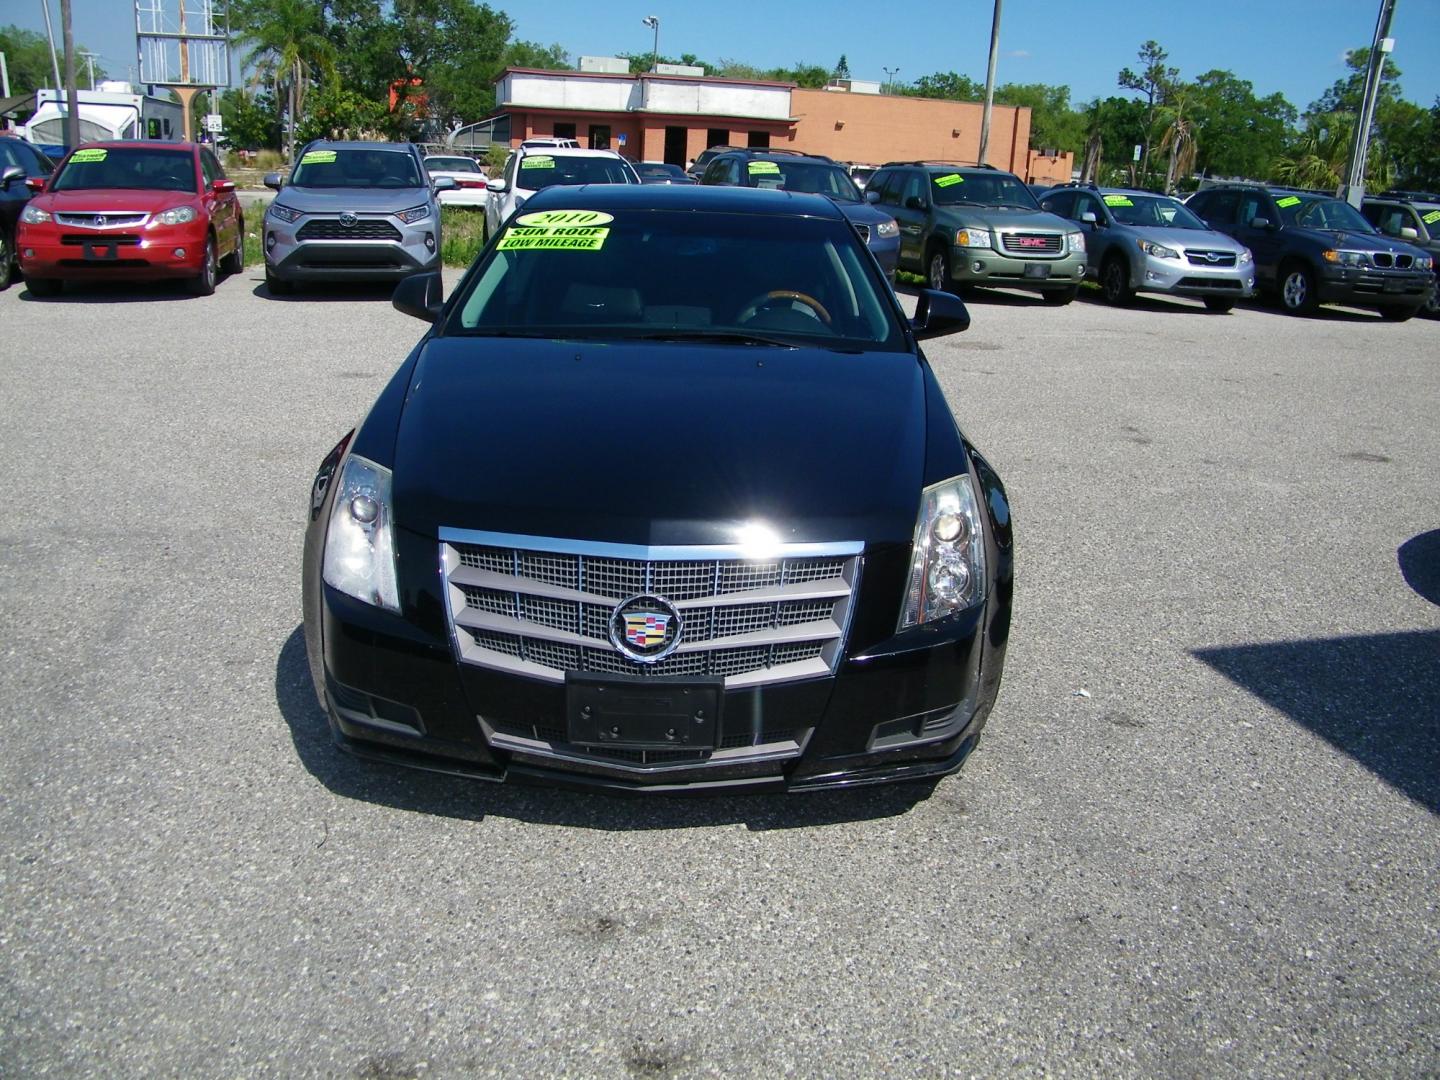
1194, 627, 1440, 815
252, 281, 398, 303
1074, 290, 1224, 316
18, 279, 204, 303
1399, 530, 1440, 606
275, 626, 938, 830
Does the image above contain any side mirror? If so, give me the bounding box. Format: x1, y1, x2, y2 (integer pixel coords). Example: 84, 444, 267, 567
433, 176, 459, 192
904, 196, 927, 211
212, 178, 236, 193
393, 271, 444, 324
1399, 226, 1419, 240
25, 176, 46, 193
1, 165, 23, 188
263, 172, 284, 191
1080, 211, 1098, 225
1250, 217, 1271, 229
486, 177, 507, 193
910, 288, 971, 340
865, 189, 880, 204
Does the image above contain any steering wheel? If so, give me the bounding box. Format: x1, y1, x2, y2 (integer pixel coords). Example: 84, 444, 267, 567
738, 289, 833, 326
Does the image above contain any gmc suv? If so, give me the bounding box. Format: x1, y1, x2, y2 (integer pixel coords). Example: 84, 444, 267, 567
864, 162, 1086, 304
1186, 183, 1434, 320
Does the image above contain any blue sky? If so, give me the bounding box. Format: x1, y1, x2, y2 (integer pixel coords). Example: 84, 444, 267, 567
9, 0, 1439, 115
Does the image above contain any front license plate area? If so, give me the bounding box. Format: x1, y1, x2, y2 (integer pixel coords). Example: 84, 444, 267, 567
566, 673, 720, 750
83, 240, 118, 261
1382, 278, 1405, 293
1023, 262, 1051, 279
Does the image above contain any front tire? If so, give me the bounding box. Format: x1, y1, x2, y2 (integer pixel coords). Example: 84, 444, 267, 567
188, 237, 218, 296
1378, 305, 1420, 322
1101, 256, 1134, 305
26, 276, 62, 297
1203, 296, 1236, 313
1042, 285, 1078, 306
1278, 262, 1318, 316
220, 220, 245, 274
928, 248, 951, 294
0, 232, 12, 291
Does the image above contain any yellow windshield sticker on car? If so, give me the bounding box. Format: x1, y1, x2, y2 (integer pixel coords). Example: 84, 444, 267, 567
300, 150, 337, 165
1424, 210, 1440, 224
747, 161, 781, 175
1103, 194, 1134, 207
70, 148, 107, 163
1275, 195, 1301, 208
514, 210, 615, 227
521, 156, 556, 169
497, 225, 610, 252
933, 174, 964, 188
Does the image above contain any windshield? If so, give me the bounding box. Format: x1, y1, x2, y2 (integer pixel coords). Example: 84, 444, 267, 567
744, 160, 861, 203
427, 157, 480, 173
451, 208, 904, 350
931, 171, 1039, 209
1282, 196, 1374, 233
636, 163, 683, 180
1104, 193, 1208, 230
51, 146, 196, 193
289, 148, 422, 189
516, 155, 634, 191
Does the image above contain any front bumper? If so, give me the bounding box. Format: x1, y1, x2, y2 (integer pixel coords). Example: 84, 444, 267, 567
438, 188, 489, 209
950, 245, 1085, 291
314, 580, 1000, 794
867, 234, 900, 275
17, 219, 210, 280
1133, 253, 1255, 297
265, 212, 439, 282
1316, 265, 1434, 308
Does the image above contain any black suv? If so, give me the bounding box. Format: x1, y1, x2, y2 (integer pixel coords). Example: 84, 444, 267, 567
865, 162, 1086, 304
0, 136, 57, 291
1360, 190, 1440, 317
1187, 183, 1434, 320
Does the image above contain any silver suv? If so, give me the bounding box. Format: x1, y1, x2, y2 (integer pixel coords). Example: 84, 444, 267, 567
1040, 184, 1255, 312
262, 140, 455, 293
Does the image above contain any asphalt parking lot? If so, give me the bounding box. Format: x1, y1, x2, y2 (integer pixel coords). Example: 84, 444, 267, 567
2, 267, 1437, 1078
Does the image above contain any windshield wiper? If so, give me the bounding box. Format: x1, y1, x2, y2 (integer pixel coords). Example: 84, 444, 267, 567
632, 330, 801, 348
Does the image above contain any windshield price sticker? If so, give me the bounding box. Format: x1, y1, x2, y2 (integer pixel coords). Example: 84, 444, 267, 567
498, 225, 610, 252
70, 148, 107, 163
300, 150, 337, 165
521, 156, 556, 169
747, 161, 781, 175
514, 210, 614, 227
1275, 195, 1301, 208
1423, 210, 1440, 224
1103, 194, 1134, 207
934, 174, 964, 188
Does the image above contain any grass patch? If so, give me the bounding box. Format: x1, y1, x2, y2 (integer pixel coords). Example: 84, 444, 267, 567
441, 206, 487, 267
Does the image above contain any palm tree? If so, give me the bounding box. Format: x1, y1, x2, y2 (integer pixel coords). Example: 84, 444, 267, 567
1157, 94, 1197, 193
231, 0, 336, 163
1272, 113, 1393, 191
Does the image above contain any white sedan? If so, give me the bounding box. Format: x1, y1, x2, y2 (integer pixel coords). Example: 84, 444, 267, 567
424, 155, 489, 209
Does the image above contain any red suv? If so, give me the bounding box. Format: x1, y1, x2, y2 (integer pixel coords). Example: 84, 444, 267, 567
17, 141, 243, 297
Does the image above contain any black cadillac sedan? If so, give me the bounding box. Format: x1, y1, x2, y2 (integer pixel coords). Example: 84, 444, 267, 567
301, 184, 1013, 794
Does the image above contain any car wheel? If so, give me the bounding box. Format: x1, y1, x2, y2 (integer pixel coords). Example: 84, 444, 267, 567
1042, 285, 1078, 306
0, 233, 12, 291
1101, 256, 1134, 305
26, 276, 62, 297
1203, 296, 1236, 313
1279, 262, 1318, 315
265, 268, 293, 295
1377, 304, 1420, 322
928, 248, 951, 294
220, 221, 244, 274
188, 237, 218, 296
1424, 284, 1439, 317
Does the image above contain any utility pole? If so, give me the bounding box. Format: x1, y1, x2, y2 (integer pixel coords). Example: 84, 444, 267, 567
1340, 0, 1397, 207
40, 0, 63, 92
642, 16, 659, 73
60, 0, 79, 150
977, 0, 1003, 166
79, 50, 98, 88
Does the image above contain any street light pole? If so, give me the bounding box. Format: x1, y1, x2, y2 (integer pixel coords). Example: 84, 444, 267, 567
1340, 0, 1397, 207
882, 66, 899, 95
977, 0, 1003, 167
642, 16, 659, 73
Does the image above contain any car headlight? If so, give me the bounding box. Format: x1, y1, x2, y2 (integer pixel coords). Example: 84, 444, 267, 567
1137, 238, 1178, 259
875, 218, 899, 238
1068, 231, 1086, 254
268, 203, 302, 224
1414, 255, 1433, 270
1238, 248, 1254, 265
898, 474, 987, 630
154, 205, 197, 226
395, 204, 431, 224
1322, 249, 1367, 267
955, 228, 992, 249
20, 205, 52, 224
322, 453, 400, 613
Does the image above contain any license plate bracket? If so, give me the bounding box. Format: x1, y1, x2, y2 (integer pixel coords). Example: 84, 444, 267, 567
1382, 277, 1405, 293
83, 240, 118, 261
1023, 262, 1051, 279
565, 673, 721, 750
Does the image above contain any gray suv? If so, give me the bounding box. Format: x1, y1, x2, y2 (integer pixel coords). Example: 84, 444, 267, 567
1041, 184, 1256, 312
262, 140, 455, 293
865, 162, 1087, 303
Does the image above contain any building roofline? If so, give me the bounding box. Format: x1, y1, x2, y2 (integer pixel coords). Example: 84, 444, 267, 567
495, 66, 797, 90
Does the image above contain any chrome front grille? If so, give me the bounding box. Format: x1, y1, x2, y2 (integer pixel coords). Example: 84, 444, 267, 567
1184, 249, 1238, 267
999, 231, 1064, 257
854, 223, 871, 243
440, 530, 862, 688
54, 212, 149, 229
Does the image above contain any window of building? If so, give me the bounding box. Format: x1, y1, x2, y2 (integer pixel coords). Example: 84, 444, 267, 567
706, 127, 729, 150
664, 126, 688, 166
553, 123, 576, 141
588, 125, 611, 150
747, 131, 770, 149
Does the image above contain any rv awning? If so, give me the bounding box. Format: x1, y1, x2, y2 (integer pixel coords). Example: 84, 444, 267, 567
0, 92, 37, 117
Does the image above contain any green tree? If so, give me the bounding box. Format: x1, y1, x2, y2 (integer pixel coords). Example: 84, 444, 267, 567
231, 0, 336, 162
1079, 96, 1148, 185
503, 41, 571, 71
833, 54, 850, 81
0, 24, 107, 103
906, 72, 983, 101
296, 83, 388, 141
994, 82, 1086, 152
218, 87, 279, 149
1188, 70, 1296, 180
1118, 40, 1180, 187
1273, 113, 1392, 190
1309, 47, 1402, 116
386, 0, 514, 130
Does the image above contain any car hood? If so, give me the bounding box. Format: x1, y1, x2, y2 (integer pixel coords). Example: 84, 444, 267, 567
941, 205, 1073, 231
391, 337, 926, 547
834, 201, 895, 227
1129, 226, 1248, 252
273, 186, 430, 213
1286, 225, 1423, 256
36, 188, 197, 213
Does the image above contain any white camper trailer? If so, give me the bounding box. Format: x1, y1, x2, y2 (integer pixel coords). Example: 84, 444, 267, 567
23, 82, 185, 152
